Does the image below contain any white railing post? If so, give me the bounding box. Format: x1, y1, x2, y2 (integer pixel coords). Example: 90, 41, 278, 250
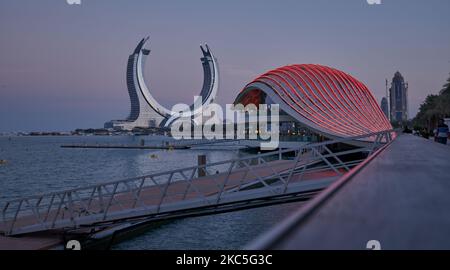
103, 183, 119, 220
8, 200, 23, 235
283, 146, 305, 193
43, 194, 55, 223
132, 177, 146, 209
51, 193, 66, 229
216, 161, 235, 204
2, 202, 9, 225
156, 173, 174, 213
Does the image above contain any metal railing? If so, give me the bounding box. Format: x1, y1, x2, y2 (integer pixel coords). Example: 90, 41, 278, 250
0, 130, 394, 236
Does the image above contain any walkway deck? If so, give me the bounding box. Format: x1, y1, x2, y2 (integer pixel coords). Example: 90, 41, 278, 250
0, 155, 340, 235
251, 135, 450, 250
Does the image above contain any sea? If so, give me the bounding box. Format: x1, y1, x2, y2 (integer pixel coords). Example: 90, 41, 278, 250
0, 135, 304, 250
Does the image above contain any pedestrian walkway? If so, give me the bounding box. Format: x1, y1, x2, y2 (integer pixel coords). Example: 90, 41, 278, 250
249, 134, 450, 250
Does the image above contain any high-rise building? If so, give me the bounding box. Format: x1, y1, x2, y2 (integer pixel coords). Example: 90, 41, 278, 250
380, 97, 389, 118
389, 71, 408, 123
105, 37, 219, 130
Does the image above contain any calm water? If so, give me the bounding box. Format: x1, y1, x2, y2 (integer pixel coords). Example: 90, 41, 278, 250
0, 136, 304, 249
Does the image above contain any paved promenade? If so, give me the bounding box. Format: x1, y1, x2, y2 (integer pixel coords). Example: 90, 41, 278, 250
255, 134, 450, 250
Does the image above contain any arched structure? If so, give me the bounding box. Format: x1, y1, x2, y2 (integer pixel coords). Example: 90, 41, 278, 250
106, 37, 219, 130
234, 64, 392, 141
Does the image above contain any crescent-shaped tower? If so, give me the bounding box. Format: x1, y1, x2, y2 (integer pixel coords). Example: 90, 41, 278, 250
105, 37, 219, 130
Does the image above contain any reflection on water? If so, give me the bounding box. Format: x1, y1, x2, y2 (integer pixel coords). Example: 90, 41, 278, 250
0, 135, 304, 249
113, 201, 304, 250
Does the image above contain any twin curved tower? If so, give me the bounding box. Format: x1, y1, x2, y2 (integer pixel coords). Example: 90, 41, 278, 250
105, 37, 219, 130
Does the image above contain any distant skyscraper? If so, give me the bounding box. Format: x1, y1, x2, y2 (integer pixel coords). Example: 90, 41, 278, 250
389, 71, 408, 123
380, 97, 389, 118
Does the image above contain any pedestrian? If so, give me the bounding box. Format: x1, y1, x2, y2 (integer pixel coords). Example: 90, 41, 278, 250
436, 119, 449, 145
421, 128, 429, 139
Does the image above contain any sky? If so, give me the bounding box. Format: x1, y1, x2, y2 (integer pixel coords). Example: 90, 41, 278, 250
1, 0, 449, 132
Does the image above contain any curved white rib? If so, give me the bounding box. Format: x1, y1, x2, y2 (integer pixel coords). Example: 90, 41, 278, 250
135, 39, 219, 126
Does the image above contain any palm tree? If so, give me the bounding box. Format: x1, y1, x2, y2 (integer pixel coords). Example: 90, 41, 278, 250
440, 73, 450, 95
438, 73, 450, 117
414, 94, 439, 131
413, 73, 450, 130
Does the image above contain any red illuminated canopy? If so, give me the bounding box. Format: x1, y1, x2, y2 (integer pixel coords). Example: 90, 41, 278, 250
235, 64, 392, 138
